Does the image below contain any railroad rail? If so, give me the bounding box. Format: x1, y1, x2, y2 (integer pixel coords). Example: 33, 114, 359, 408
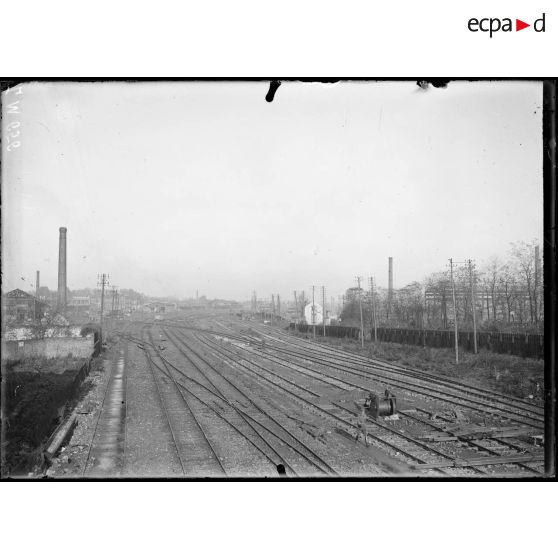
130, 318, 544, 476
200, 330, 543, 475
123, 327, 340, 476
167, 327, 485, 475
201, 320, 544, 429
159, 327, 341, 476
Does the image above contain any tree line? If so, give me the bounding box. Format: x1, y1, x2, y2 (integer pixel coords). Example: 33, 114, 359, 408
340, 240, 543, 333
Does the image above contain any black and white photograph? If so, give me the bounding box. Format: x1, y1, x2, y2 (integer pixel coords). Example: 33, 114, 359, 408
0, 79, 554, 480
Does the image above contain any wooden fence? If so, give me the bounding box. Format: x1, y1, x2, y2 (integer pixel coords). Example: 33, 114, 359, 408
289, 323, 543, 359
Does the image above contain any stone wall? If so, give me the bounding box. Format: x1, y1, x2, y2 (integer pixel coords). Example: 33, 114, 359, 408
2, 335, 95, 360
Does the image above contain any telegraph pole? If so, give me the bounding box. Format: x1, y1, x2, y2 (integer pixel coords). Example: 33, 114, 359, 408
369, 277, 378, 343
311, 286, 316, 339
356, 277, 364, 348
97, 273, 109, 340
468, 259, 478, 354
111, 286, 118, 315
321, 286, 326, 336
277, 294, 281, 317
449, 259, 459, 364
301, 290, 306, 322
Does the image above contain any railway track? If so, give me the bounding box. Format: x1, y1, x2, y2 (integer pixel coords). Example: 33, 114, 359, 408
158, 327, 342, 476
258, 325, 544, 414
124, 326, 342, 476
238, 328, 544, 475
167, 326, 489, 475
131, 318, 543, 476
138, 328, 286, 476
142, 326, 227, 476
179, 325, 543, 476
191, 319, 543, 429
161, 316, 543, 418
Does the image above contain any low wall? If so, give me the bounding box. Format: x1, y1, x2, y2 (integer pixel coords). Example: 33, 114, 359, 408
2, 335, 95, 360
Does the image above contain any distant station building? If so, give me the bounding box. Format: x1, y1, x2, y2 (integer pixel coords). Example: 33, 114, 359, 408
2, 289, 48, 323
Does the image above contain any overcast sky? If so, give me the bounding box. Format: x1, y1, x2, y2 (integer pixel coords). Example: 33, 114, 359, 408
2, 81, 543, 301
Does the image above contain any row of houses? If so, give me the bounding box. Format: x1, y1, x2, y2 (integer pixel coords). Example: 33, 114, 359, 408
2, 288, 152, 324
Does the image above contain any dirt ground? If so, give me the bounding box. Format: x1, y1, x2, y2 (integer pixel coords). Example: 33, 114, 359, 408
1, 356, 99, 477
291, 331, 544, 401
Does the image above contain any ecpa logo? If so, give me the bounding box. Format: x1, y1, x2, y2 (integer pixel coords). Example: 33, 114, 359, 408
468, 13, 546, 37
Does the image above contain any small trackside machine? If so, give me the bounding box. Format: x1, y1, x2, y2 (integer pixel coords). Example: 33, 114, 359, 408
364, 389, 397, 419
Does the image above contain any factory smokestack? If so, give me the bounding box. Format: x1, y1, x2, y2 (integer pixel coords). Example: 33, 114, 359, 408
57, 227, 67, 310
36, 270, 40, 298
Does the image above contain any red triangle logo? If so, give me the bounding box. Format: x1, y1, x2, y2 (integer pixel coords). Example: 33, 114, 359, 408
516, 19, 530, 31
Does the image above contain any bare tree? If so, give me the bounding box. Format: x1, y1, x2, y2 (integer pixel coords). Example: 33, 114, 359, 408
424, 272, 450, 329
511, 240, 540, 323
499, 265, 519, 322
481, 256, 502, 321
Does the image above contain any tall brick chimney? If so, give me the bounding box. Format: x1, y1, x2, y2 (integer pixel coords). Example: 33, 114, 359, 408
57, 227, 67, 310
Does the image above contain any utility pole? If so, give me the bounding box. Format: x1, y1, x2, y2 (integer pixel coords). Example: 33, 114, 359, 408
271, 294, 275, 325
311, 286, 316, 339
468, 259, 478, 354
388, 256, 393, 323
97, 273, 109, 340
322, 286, 326, 336
110, 286, 120, 328
277, 294, 281, 317
301, 290, 306, 322
356, 277, 364, 348
449, 259, 459, 364
369, 277, 378, 343
111, 286, 118, 315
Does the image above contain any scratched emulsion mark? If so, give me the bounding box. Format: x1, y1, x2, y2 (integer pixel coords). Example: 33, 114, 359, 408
265, 80, 281, 102
85, 350, 126, 476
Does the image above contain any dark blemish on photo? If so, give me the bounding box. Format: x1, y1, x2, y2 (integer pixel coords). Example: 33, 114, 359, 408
416, 80, 450, 91
266, 81, 281, 102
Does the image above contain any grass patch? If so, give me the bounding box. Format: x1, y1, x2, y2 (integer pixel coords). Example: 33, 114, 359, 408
291, 331, 544, 401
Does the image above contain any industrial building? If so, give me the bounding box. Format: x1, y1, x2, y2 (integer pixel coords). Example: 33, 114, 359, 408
2, 289, 48, 323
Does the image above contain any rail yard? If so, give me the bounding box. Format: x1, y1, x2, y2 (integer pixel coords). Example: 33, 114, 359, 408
42, 311, 545, 478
